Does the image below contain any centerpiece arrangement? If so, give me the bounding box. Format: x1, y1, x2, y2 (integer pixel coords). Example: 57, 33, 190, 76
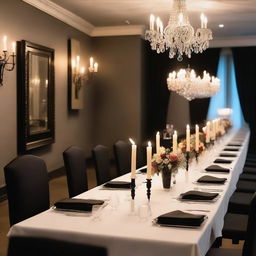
152, 147, 185, 189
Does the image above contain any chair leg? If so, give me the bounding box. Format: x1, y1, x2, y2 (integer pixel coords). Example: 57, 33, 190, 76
232, 239, 239, 244
211, 237, 222, 248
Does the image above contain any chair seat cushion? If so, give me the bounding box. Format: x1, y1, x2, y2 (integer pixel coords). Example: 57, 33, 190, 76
236, 180, 256, 193
243, 167, 256, 174
222, 213, 248, 240
228, 192, 252, 214
240, 173, 256, 181
206, 248, 242, 256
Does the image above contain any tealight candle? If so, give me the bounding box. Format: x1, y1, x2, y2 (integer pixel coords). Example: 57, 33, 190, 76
147, 141, 152, 179
129, 138, 137, 179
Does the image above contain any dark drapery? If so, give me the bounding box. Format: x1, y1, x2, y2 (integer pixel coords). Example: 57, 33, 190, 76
232, 47, 256, 152
187, 48, 221, 125
143, 42, 220, 139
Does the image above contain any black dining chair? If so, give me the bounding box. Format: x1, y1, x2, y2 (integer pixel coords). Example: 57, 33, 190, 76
92, 145, 112, 185
228, 191, 253, 214
4, 155, 50, 226
206, 192, 256, 256
63, 146, 88, 198
113, 140, 131, 176
8, 236, 108, 256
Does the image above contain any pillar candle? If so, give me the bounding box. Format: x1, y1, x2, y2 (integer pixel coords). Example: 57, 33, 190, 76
94, 62, 98, 72
147, 141, 152, 179
173, 130, 177, 154
150, 14, 155, 30
129, 138, 137, 179
89, 57, 94, 69
195, 125, 199, 152
76, 56, 80, 73
156, 131, 160, 154
3, 36, 7, 51
206, 121, 210, 143
212, 120, 216, 140
186, 124, 190, 152
11, 41, 16, 54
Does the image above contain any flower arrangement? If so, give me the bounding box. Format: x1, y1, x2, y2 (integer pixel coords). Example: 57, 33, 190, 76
152, 147, 186, 175
178, 134, 205, 158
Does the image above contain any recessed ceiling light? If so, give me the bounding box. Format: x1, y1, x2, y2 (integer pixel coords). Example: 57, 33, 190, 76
219, 24, 224, 28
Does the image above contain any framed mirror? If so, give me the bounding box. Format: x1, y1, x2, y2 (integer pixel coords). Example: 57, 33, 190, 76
17, 40, 55, 154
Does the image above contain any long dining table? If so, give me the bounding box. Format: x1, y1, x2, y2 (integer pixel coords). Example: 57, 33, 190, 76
8, 126, 250, 256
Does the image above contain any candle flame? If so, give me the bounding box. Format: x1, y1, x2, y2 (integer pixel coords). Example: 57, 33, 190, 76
129, 138, 135, 145
157, 131, 160, 135
174, 130, 177, 135
186, 124, 190, 129
148, 141, 152, 147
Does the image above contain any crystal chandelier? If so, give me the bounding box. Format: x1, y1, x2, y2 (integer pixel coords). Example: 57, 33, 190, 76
145, 0, 213, 61
167, 68, 220, 101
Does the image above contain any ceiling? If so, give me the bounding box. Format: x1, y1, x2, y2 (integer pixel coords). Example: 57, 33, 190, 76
51, 0, 256, 39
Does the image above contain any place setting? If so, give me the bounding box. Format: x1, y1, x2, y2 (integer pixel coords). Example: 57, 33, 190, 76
152, 209, 208, 229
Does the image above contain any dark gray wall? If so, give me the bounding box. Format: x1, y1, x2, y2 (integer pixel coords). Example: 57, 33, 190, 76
0, 0, 94, 187
91, 36, 144, 147
0, 1, 145, 187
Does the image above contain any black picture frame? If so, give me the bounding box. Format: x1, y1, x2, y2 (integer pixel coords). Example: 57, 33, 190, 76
17, 40, 55, 154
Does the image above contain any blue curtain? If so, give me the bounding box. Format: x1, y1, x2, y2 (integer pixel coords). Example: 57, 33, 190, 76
207, 49, 244, 128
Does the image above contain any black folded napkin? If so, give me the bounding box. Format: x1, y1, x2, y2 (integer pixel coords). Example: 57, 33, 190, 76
54, 198, 104, 212
214, 158, 232, 164
197, 175, 227, 184
223, 148, 240, 152
219, 153, 237, 158
103, 181, 131, 189
180, 190, 219, 200
205, 165, 230, 173
157, 210, 205, 227
227, 143, 242, 147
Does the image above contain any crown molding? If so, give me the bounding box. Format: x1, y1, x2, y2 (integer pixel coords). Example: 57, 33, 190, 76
22, 0, 94, 35
91, 25, 146, 37
22, 0, 256, 43
210, 36, 256, 48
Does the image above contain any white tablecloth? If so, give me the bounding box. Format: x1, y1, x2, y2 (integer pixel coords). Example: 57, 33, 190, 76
8, 127, 250, 256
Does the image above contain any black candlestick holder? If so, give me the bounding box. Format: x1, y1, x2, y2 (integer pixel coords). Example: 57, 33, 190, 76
205, 142, 211, 149
146, 179, 152, 201
195, 151, 199, 163
131, 178, 135, 200
186, 152, 190, 171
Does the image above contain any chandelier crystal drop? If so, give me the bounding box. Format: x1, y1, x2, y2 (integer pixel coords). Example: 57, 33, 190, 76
145, 0, 213, 61
167, 68, 220, 101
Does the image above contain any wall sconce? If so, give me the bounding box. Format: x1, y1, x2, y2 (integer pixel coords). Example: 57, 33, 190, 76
0, 36, 16, 86
72, 56, 98, 99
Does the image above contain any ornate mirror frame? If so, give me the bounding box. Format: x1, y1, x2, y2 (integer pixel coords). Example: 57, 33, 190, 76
17, 40, 55, 154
